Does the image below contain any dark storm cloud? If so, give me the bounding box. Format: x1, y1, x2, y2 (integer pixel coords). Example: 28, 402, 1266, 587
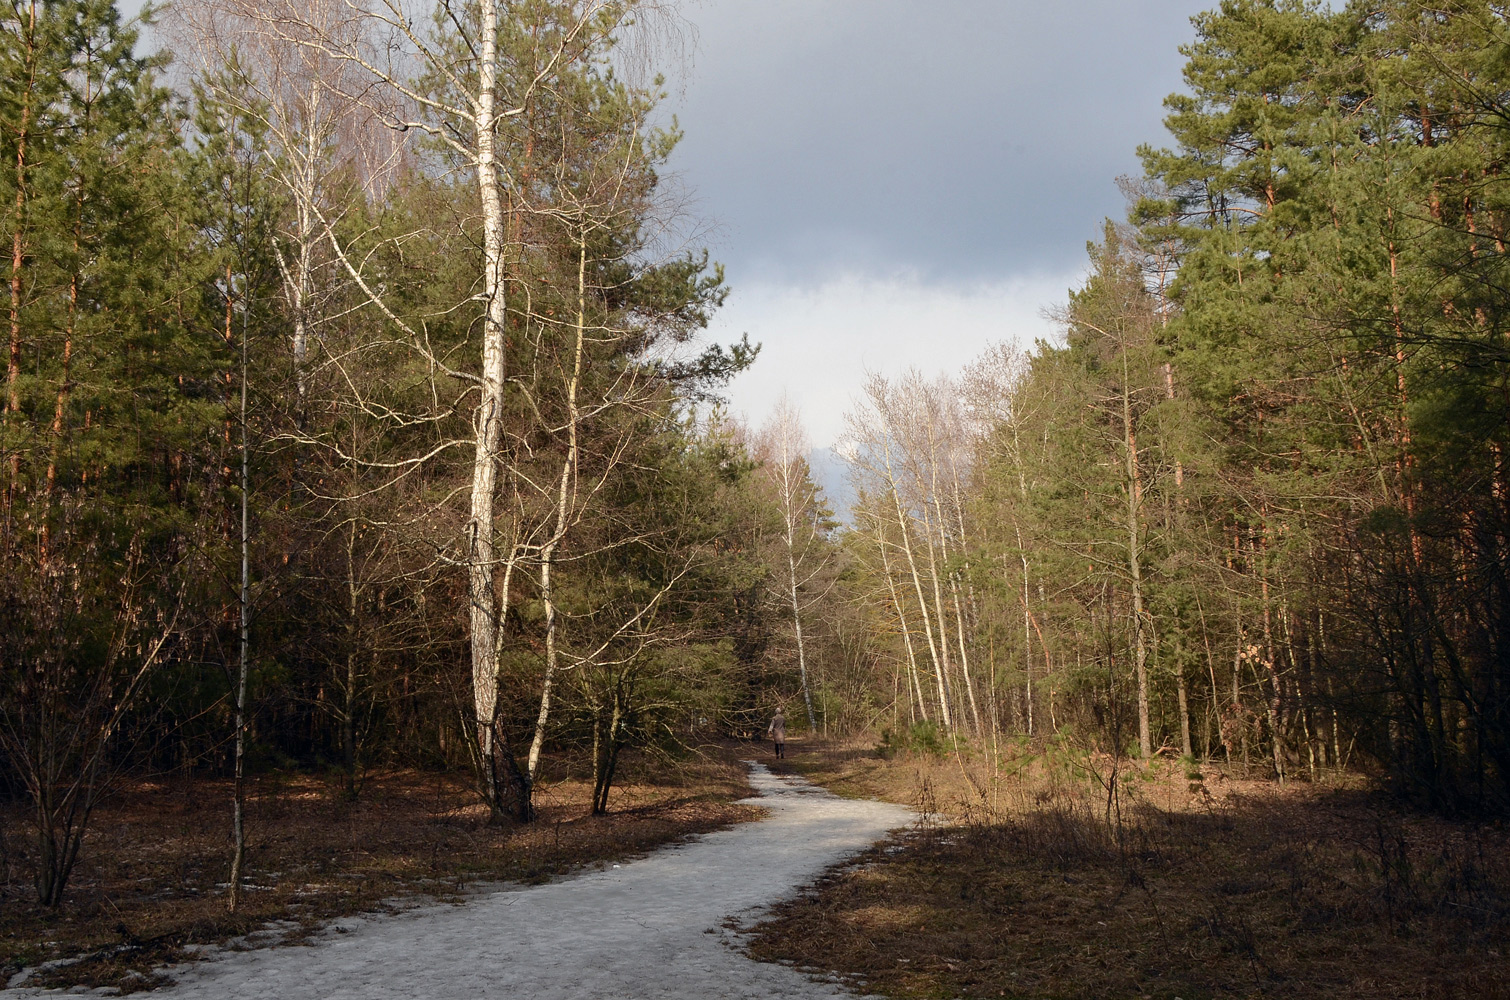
665, 0, 1202, 283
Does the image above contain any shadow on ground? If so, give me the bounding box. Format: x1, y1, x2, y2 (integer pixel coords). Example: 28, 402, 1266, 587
750, 750, 1510, 1000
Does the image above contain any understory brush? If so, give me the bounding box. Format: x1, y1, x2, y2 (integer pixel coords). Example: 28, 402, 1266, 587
0, 748, 757, 994
757, 740, 1510, 999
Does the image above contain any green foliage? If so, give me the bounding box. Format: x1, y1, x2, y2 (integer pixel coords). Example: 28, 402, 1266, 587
0, 0, 232, 905
877, 720, 947, 758
940, 0, 1509, 816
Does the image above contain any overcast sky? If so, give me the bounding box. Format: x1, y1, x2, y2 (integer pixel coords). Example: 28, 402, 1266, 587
659, 0, 1206, 447
140, 0, 1207, 449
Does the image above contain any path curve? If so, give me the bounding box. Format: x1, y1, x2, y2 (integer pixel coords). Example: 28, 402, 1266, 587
46, 762, 909, 999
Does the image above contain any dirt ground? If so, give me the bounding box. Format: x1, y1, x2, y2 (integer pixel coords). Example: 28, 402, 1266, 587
750, 741, 1510, 1000
0, 748, 760, 993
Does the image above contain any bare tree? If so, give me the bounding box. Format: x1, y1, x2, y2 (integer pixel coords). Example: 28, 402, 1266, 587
175, 0, 650, 821
844, 374, 954, 730
755, 396, 831, 731
0, 538, 190, 905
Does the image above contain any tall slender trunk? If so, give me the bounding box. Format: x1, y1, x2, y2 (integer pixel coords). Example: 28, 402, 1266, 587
527, 232, 588, 783
884, 436, 950, 728
1009, 422, 1034, 735
342, 517, 359, 796
786, 545, 817, 731
1195, 592, 1225, 761
894, 656, 909, 728
946, 451, 987, 737
466, 0, 514, 820
44, 267, 74, 504
1161, 363, 1190, 757
40, 224, 77, 562
876, 512, 927, 722
1283, 601, 1317, 777
1258, 526, 1285, 780
221, 260, 235, 503
1018, 534, 1033, 736
923, 411, 980, 735
1121, 351, 1151, 758
229, 274, 250, 911
286, 207, 311, 429
288, 81, 322, 425
1235, 630, 1249, 767
767, 403, 821, 731
1322, 609, 1342, 766
948, 582, 979, 733
44, 58, 90, 536
1386, 207, 1422, 567
918, 503, 961, 727
924, 437, 980, 735
7, 1, 37, 511
591, 681, 624, 815
1176, 664, 1192, 758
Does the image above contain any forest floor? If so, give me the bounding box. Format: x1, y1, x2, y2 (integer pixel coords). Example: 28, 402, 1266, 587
3, 757, 910, 1000
750, 739, 1510, 1000
0, 747, 760, 993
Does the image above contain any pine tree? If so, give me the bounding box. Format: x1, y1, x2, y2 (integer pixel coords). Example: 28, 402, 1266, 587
0, 0, 227, 905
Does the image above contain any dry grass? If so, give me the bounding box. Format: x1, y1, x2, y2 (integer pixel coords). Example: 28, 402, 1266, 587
751, 741, 1510, 1000
0, 747, 759, 993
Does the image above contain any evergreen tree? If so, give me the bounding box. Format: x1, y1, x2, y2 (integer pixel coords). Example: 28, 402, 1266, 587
0, 0, 227, 905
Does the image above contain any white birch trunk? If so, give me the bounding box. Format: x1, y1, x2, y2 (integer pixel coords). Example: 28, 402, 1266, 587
927, 482, 981, 738
286, 80, 321, 418
786, 545, 817, 731
923, 409, 980, 735
466, 0, 510, 809
883, 434, 950, 729
918, 503, 960, 725
1019, 537, 1033, 736
875, 510, 928, 722
527, 234, 588, 781
944, 449, 986, 736
773, 406, 818, 730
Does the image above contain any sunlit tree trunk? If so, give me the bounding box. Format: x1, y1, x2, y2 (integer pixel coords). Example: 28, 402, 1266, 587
759, 396, 829, 731
527, 232, 589, 783
1120, 341, 1151, 759
463, 0, 515, 819
873, 508, 928, 722
6, 0, 37, 510
883, 433, 951, 729
922, 413, 980, 735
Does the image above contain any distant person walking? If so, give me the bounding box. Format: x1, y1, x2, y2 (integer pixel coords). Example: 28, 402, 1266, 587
768, 708, 786, 759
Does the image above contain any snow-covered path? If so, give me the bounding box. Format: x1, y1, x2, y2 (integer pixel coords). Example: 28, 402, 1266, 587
84, 762, 908, 999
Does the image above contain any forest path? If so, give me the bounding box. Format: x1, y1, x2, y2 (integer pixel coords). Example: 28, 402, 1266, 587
96, 762, 907, 999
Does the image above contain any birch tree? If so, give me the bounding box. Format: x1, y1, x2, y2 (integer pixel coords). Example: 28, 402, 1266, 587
845, 374, 954, 729
519, 110, 733, 795
755, 396, 832, 731
179, 0, 665, 820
